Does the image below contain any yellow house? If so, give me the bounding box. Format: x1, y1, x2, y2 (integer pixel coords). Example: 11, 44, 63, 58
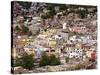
48, 40, 56, 47
24, 47, 35, 56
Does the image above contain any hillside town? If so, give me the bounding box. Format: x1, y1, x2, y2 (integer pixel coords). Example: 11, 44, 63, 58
11, 1, 97, 74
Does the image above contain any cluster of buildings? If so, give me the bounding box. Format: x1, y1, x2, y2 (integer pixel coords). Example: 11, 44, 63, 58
12, 2, 97, 68
12, 19, 97, 63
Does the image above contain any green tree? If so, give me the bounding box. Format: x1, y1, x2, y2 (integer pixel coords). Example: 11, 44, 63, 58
39, 52, 50, 67
21, 54, 34, 70
78, 9, 88, 19
41, 13, 51, 19
41, 14, 47, 19
15, 26, 20, 30
17, 1, 32, 9
47, 4, 56, 17
49, 54, 61, 66
59, 4, 67, 10
21, 25, 29, 34
41, 10, 55, 19
15, 26, 21, 32
39, 53, 61, 67
15, 54, 35, 70
14, 57, 22, 67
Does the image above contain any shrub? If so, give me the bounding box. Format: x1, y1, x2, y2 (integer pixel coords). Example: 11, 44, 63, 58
15, 26, 20, 30
39, 52, 50, 67
15, 54, 35, 70
78, 9, 88, 19
41, 14, 47, 19
17, 1, 32, 9
39, 53, 61, 67
59, 4, 67, 10
21, 54, 34, 69
49, 54, 61, 66
21, 25, 29, 33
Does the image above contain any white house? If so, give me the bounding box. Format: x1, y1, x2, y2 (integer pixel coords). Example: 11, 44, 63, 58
63, 23, 67, 30
68, 48, 83, 58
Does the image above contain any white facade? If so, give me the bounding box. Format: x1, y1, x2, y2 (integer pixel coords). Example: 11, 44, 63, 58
68, 48, 83, 58
63, 23, 67, 29
65, 44, 83, 58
